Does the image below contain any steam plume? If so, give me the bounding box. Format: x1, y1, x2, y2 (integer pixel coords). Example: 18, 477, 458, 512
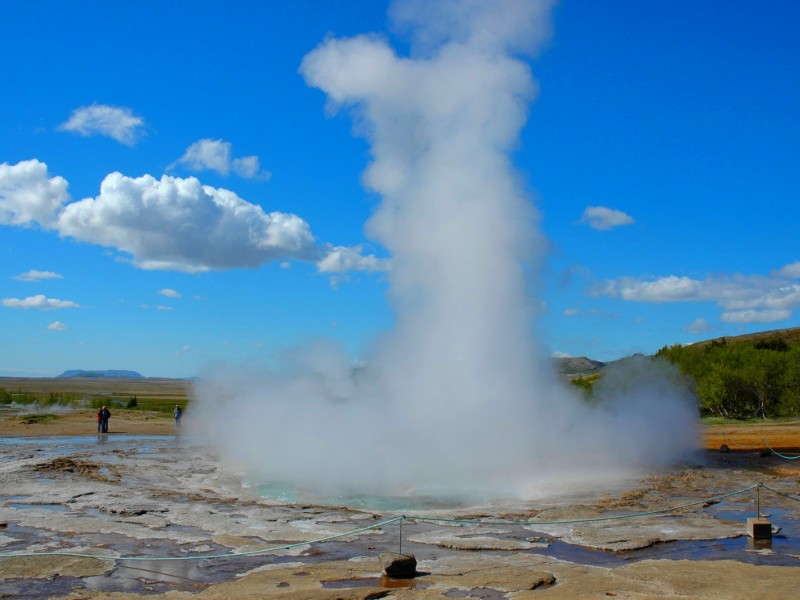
192, 0, 697, 499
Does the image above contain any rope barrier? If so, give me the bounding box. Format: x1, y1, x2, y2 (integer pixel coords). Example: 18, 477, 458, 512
0, 482, 796, 562
760, 440, 800, 460
722, 434, 760, 450
760, 483, 800, 503
722, 434, 800, 460
0, 517, 403, 562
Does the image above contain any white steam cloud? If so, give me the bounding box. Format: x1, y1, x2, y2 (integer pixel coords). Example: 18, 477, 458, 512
191, 0, 697, 500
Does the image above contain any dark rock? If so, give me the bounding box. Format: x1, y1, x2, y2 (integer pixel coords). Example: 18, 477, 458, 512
530, 574, 556, 589
719, 444, 730, 453
379, 552, 417, 579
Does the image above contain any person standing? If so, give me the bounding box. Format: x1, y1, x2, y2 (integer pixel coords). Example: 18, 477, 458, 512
173, 405, 182, 433
99, 406, 111, 433
96, 408, 102, 433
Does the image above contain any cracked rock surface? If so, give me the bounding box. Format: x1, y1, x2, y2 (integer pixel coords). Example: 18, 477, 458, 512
1, 429, 799, 598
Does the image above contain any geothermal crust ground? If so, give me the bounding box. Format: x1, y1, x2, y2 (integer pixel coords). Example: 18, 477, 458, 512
1, 410, 800, 599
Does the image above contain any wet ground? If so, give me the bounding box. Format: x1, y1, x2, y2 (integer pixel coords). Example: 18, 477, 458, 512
1, 434, 799, 598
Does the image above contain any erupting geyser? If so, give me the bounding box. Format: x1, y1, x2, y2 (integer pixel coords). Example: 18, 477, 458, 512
193, 0, 697, 500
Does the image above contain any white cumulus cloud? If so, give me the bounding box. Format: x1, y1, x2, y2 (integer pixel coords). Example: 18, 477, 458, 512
13, 269, 63, 282
2, 295, 79, 309
159, 288, 181, 298
776, 261, 800, 278
579, 206, 634, 231
598, 266, 800, 324
57, 172, 318, 272
721, 309, 792, 323
170, 138, 270, 179
316, 245, 389, 274
0, 159, 388, 278
231, 156, 266, 179
0, 159, 70, 228
47, 321, 67, 331
602, 275, 705, 303
58, 104, 146, 145
684, 317, 712, 334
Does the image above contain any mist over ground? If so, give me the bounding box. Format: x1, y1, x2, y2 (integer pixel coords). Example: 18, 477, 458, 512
192, 0, 698, 500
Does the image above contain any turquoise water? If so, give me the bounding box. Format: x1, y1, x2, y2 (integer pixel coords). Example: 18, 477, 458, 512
254, 481, 477, 511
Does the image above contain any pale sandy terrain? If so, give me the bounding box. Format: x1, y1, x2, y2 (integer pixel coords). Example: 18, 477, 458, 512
0, 409, 176, 437
703, 420, 800, 452
3, 409, 798, 450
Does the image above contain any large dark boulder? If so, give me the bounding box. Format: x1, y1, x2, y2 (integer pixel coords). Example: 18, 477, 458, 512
378, 552, 417, 579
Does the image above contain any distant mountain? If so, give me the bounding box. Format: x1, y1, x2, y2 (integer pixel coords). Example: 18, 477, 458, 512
556, 356, 605, 377
56, 370, 144, 379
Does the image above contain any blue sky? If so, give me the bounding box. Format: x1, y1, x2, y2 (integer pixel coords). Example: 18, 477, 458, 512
1, 0, 798, 378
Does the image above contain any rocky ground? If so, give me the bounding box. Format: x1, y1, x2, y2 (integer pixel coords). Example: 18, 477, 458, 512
1, 410, 799, 599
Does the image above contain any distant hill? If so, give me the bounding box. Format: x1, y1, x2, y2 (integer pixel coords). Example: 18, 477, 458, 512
657, 326, 800, 419
556, 356, 605, 377
687, 326, 800, 349
557, 327, 800, 379
56, 370, 144, 379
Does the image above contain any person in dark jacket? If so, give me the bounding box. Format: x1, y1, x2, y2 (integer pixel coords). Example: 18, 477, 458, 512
173, 405, 182, 433
99, 406, 111, 433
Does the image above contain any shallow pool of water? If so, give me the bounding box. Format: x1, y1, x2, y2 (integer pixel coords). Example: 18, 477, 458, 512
8, 503, 70, 512
0, 434, 184, 454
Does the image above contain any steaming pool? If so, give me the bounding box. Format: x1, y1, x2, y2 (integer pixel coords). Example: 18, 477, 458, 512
2, 434, 800, 598
252, 481, 477, 511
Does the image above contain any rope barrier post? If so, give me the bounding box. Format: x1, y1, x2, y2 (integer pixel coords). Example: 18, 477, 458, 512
757, 484, 761, 519
399, 517, 403, 555
378, 517, 417, 581
747, 483, 772, 540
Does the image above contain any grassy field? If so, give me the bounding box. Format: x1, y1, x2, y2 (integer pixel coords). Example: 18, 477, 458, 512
0, 377, 192, 412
